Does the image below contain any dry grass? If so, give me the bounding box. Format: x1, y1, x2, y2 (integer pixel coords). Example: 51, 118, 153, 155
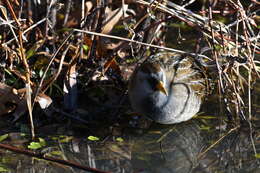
0, 0, 259, 135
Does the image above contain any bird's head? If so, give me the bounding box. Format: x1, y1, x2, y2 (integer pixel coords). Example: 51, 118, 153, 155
133, 62, 168, 96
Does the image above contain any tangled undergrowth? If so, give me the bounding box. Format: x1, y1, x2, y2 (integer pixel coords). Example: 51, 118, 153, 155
0, 0, 259, 138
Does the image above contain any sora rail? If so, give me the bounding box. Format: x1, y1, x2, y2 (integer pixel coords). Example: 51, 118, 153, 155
128, 52, 208, 124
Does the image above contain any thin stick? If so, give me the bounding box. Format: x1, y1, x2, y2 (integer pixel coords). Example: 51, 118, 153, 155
197, 126, 239, 159
33, 31, 74, 106
0, 143, 110, 173
73, 28, 209, 59
4, 0, 35, 139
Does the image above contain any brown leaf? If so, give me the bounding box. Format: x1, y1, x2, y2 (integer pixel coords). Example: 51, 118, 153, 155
85, 1, 93, 13
0, 83, 27, 119
36, 93, 53, 109
96, 38, 123, 58
104, 58, 121, 74
101, 5, 128, 34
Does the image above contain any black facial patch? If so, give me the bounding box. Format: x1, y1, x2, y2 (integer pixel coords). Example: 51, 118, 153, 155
147, 77, 159, 91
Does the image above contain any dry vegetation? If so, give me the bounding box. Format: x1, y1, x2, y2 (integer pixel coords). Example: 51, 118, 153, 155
0, 0, 259, 137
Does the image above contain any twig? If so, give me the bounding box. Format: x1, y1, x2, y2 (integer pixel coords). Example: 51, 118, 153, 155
4, 18, 46, 45
136, 0, 260, 54
197, 126, 239, 159
40, 43, 69, 93
0, 143, 110, 173
4, 0, 35, 139
32, 31, 74, 107
73, 28, 209, 59
63, 0, 72, 26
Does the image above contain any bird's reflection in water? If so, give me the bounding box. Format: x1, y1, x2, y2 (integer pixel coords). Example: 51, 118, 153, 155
131, 120, 202, 173
1, 120, 259, 173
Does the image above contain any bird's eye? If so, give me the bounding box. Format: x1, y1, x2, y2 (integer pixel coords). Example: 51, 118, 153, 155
147, 77, 158, 90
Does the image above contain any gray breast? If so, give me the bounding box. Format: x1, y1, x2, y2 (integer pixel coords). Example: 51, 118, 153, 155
144, 83, 201, 124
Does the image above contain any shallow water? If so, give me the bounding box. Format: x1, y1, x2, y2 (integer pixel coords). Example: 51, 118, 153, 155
0, 90, 260, 173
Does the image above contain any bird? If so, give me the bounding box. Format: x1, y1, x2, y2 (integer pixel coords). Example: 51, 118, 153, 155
128, 51, 209, 124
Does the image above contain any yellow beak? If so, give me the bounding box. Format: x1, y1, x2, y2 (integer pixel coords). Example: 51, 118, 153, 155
155, 81, 168, 96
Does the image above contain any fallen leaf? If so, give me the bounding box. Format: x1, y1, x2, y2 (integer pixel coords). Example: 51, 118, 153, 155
36, 93, 52, 109
0, 83, 27, 119
28, 142, 42, 150
116, 137, 124, 142
87, 136, 100, 141
104, 58, 121, 74
0, 134, 8, 142
102, 5, 128, 34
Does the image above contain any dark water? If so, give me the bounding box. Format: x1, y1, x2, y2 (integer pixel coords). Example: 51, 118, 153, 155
0, 89, 260, 173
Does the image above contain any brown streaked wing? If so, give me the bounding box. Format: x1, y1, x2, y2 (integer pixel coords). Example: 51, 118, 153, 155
174, 56, 207, 98
151, 52, 207, 98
